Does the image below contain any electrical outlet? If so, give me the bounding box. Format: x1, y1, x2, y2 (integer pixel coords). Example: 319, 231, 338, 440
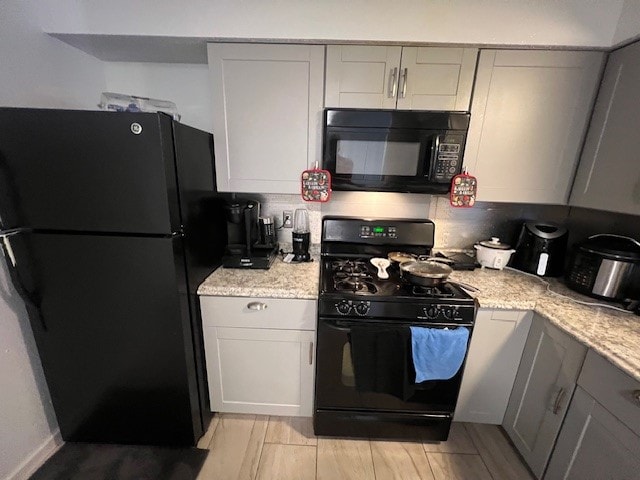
282, 210, 293, 228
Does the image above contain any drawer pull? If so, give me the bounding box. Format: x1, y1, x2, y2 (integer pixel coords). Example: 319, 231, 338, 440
247, 301, 268, 311
309, 342, 314, 365
553, 387, 566, 415
633, 390, 640, 405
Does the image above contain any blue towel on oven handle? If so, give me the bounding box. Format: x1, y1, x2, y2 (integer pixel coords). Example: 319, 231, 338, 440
409, 326, 470, 382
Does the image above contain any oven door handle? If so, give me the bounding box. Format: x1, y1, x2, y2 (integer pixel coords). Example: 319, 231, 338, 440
325, 319, 353, 331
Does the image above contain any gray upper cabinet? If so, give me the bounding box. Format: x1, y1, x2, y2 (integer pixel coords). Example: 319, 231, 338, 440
570, 41, 640, 215
208, 43, 324, 194
465, 50, 604, 204
545, 350, 640, 479
325, 45, 477, 110
503, 314, 587, 479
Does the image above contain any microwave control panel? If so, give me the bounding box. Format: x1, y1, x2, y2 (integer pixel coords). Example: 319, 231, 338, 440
432, 134, 464, 182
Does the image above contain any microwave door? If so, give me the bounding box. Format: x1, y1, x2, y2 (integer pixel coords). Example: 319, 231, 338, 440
326, 128, 431, 192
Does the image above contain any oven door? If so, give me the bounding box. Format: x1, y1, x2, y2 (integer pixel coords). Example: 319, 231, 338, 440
315, 317, 470, 414
323, 127, 447, 193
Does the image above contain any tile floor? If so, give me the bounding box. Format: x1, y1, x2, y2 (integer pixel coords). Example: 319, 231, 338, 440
196, 414, 534, 480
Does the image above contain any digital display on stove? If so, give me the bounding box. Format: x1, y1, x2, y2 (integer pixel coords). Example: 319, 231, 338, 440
359, 225, 397, 239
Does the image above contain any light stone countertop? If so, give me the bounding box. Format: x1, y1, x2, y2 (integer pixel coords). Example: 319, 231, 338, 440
450, 268, 640, 382
197, 254, 320, 299
198, 259, 640, 382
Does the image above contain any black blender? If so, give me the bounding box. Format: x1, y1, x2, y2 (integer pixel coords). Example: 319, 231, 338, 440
292, 208, 311, 262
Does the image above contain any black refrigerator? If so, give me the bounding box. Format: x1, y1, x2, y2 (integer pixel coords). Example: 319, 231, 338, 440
0, 108, 227, 446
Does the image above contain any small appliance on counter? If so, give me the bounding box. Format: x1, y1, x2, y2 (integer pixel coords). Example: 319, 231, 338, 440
222, 197, 278, 269
510, 222, 568, 277
474, 237, 515, 270
566, 234, 640, 303
292, 208, 311, 262
434, 251, 479, 270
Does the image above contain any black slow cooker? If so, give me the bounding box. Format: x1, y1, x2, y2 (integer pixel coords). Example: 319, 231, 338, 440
566, 234, 640, 301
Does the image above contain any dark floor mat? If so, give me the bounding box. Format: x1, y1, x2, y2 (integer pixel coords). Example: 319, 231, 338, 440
30, 443, 208, 480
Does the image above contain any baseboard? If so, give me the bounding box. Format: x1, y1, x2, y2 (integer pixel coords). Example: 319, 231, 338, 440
6, 429, 63, 480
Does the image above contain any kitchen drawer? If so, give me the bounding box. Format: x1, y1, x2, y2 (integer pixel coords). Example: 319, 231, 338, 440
577, 349, 640, 437
200, 295, 316, 330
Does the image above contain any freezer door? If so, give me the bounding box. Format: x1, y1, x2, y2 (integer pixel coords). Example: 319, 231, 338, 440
10, 232, 203, 445
0, 108, 181, 234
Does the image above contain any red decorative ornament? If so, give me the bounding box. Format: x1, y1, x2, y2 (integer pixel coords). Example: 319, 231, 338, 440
450, 170, 477, 208
301, 163, 332, 202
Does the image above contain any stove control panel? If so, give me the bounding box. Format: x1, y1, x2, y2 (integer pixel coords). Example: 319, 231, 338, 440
322, 298, 475, 324
420, 305, 463, 321
335, 300, 371, 316
359, 225, 397, 239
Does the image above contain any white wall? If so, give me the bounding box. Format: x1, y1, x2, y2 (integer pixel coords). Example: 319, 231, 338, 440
0, 1, 106, 478
40, 0, 624, 48
103, 62, 212, 132
613, 0, 640, 45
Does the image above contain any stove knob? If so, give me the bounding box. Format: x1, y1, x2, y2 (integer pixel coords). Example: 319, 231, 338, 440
443, 308, 454, 319
354, 302, 370, 316
425, 306, 439, 319
336, 300, 351, 315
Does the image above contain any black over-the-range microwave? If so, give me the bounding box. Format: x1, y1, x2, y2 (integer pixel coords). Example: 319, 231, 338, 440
322, 108, 470, 194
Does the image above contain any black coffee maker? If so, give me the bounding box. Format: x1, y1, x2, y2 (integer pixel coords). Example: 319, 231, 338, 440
222, 197, 278, 269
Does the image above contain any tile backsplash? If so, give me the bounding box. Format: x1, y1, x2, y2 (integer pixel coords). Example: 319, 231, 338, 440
256, 192, 574, 250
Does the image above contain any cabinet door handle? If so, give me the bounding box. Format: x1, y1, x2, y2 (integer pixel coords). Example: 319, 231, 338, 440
247, 301, 268, 311
399, 68, 408, 98
633, 390, 640, 405
309, 342, 314, 365
388, 67, 398, 98
552, 387, 566, 415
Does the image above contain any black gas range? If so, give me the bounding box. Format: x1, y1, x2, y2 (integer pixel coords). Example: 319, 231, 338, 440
319, 257, 476, 323
314, 217, 477, 442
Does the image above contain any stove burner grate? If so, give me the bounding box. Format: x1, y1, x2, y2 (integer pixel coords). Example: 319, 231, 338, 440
410, 284, 455, 298
334, 276, 378, 294
331, 260, 370, 275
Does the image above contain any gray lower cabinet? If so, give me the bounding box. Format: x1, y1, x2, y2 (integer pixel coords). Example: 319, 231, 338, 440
545, 350, 640, 479
200, 296, 317, 417
503, 314, 587, 478
544, 387, 640, 480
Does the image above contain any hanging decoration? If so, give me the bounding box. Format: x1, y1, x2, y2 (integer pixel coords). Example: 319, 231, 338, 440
301, 162, 332, 202
450, 169, 477, 208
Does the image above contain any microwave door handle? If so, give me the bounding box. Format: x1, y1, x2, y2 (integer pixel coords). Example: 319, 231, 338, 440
429, 135, 440, 178
388, 67, 398, 98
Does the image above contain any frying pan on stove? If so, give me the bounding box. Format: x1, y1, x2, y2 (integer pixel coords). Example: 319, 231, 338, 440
398, 259, 480, 294
398, 259, 453, 287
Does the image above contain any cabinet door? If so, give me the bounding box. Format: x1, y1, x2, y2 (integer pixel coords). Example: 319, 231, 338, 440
325, 45, 402, 109
454, 309, 532, 424
208, 43, 324, 193
570, 41, 640, 215
204, 327, 315, 417
465, 50, 604, 204
396, 47, 477, 111
544, 387, 640, 480
503, 315, 587, 478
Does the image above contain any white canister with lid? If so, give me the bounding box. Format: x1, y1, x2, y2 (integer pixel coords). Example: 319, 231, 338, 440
474, 237, 516, 270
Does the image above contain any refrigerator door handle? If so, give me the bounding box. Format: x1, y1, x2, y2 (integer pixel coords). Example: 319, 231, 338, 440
0, 230, 47, 331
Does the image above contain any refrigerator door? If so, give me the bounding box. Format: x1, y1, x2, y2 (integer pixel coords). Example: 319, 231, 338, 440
10, 232, 203, 445
0, 108, 180, 234
172, 121, 228, 421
